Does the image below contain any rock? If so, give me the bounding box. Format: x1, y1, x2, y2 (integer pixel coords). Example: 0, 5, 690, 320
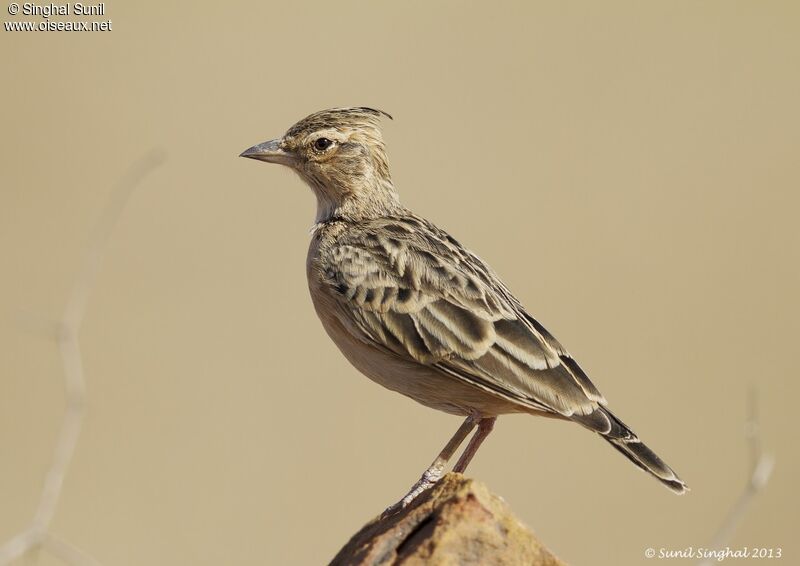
330, 473, 566, 566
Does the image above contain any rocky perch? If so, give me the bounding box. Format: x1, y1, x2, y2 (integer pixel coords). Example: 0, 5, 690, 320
330, 473, 566, 566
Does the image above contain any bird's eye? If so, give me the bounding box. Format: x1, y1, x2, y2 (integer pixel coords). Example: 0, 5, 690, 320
313, 137, 333, 151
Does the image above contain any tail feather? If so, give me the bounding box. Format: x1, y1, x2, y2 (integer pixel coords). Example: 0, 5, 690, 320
606, 436, 688, 494
572, 406, 688, 494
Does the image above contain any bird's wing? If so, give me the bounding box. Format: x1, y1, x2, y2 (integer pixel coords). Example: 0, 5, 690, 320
323, 215, 610, 420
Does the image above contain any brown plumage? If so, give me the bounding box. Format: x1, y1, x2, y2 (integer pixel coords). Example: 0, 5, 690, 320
241, 107, 687, 507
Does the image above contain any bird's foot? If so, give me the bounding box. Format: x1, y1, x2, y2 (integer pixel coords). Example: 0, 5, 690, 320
381, 467, 444, 519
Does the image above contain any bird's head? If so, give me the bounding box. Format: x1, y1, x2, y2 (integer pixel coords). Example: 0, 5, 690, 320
241, 107, 401, 222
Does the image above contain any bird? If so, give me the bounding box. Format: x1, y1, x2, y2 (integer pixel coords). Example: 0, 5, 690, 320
240, 107, 687, 508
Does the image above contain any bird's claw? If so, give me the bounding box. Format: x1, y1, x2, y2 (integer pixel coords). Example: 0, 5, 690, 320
380, 469, 442, 519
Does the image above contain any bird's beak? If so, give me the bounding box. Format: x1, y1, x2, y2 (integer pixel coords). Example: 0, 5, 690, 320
239, 139, 296, 166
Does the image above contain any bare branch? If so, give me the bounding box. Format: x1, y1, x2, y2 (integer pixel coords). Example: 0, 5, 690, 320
0, 150, 166, 565
698, 387, 775, 566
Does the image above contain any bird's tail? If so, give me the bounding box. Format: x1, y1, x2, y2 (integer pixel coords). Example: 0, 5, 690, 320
572, 407, 688, 494
605, 434, 688, 494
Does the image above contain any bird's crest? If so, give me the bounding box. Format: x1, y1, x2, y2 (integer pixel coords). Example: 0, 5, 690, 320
286, 107, 392, 138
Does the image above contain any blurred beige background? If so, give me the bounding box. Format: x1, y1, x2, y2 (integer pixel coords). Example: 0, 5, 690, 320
2, 2, 798, 564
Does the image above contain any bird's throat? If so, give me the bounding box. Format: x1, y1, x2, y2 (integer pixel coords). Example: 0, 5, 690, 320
309, 178, 402, 223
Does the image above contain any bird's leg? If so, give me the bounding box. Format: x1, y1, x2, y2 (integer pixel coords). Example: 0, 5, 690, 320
452, 416, 496, 473
383, 415, 479, 516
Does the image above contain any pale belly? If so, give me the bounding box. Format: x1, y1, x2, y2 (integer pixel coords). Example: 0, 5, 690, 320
306, 273, 520, 417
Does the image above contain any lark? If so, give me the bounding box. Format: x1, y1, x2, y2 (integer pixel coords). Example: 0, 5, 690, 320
241, 107, 687, 508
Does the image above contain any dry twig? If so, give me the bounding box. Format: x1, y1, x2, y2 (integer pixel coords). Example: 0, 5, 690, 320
698, 388, 775, 566
0, 151, 165, 565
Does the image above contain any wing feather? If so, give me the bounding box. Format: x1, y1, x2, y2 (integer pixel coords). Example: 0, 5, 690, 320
323, 215, 606, 417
